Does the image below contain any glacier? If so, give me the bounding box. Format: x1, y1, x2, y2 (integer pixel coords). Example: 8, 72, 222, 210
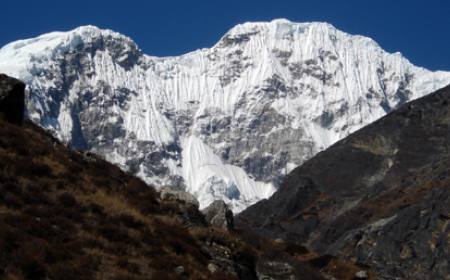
0, 19, 449, 212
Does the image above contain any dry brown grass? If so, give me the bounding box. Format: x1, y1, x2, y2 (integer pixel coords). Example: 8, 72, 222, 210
0, 119, 212, 279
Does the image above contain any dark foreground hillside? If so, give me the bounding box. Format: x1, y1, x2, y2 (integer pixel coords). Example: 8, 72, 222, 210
238, 85, 450, 279
0, 74, 374, 280
0, 117, 206, 279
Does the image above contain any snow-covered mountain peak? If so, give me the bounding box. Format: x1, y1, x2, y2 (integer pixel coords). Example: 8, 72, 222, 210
223, 18, 333, 35
73, 25, 107, 35
217, 19, 390, 62
0, 25, 135, 57
1, 21, 450, 212
0, 25, 141, 81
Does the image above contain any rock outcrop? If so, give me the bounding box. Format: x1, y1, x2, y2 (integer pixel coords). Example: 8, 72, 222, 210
202, 200, 234, 230
0, 74, 25, 124
160, 186, 206, 228
237, 84, 450, 279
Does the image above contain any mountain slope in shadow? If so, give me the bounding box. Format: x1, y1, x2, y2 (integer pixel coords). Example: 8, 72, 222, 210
237, 84, 450, 279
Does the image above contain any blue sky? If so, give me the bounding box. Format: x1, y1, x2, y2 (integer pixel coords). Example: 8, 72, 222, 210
1, 0, 449, 70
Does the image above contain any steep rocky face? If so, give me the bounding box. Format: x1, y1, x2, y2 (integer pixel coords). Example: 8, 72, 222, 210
0, 74, 25, 124
1, 20, 450, 211
237, 85, 450, 279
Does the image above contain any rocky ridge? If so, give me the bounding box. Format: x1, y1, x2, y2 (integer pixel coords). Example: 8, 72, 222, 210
237, 84, 450, 279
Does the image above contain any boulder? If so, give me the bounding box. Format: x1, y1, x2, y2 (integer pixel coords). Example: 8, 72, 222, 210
207, 263, 219, 273
174, 266, 184, 275
202, 200, 234, 230
0, 74, 25, 124
355, 270, 368, 279
159, 186, 206, 228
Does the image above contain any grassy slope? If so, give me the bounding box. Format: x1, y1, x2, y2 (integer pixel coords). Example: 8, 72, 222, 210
0, 119, 219, 279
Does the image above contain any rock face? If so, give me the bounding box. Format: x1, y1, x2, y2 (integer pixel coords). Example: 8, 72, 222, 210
237, 85, 450, 279
160, 186, 206, 228
1, 20, 450, 212
0, 74, 25, 124
202, 200, 234, 230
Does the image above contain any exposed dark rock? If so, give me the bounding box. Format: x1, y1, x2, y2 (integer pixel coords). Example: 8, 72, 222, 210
160, 186, 206, 228
219, 31, 260, 47
0, 74, 25, 124
238, 84, 450, 279
202, 200, 234, 230
318, 111, 334, 128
